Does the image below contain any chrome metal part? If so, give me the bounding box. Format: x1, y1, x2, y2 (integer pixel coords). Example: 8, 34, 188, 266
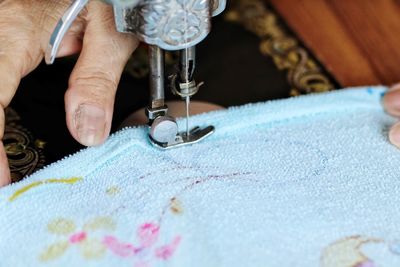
148, 45, 165, 109
149, 126, 215, 149
179, 46, 195, 137
170, 47, 204, 98
113, 0, 227, 50
45, 0, 221, 149
148, 43, 213, 149
146, 106, 168, 121
46, 1, 227, 63
45, 0, 89, 65
149, 116, 179, 144
147, 45, 177, 144
107, 0, 140, 7
180, 46, 196, 81
170, 76, 203, 98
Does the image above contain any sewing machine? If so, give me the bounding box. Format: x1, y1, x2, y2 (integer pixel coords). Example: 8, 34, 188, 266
45, 0, 226, 149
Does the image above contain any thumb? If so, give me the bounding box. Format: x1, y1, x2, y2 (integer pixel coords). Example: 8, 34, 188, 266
65, 1, 138, 146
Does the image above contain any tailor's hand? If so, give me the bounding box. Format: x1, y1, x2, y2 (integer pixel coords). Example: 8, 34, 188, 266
383, 84, 400, 147
0, 0, 139, 186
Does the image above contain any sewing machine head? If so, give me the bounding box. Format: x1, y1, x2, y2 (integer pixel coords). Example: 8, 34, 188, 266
45, 0, 226, 149
112, 0, 226, 49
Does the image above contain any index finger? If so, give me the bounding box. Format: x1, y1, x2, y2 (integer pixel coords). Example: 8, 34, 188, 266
0, 107, 10, 186
0, 48, 39, 186
0, 0, 66, 186
0, 54, 22, 186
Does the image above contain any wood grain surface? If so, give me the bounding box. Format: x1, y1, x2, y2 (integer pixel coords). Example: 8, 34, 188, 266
270, 0, 400, 86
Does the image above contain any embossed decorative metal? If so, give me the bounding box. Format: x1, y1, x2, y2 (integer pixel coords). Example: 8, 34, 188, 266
114, 0, 227, 50
46, 0, 227, 62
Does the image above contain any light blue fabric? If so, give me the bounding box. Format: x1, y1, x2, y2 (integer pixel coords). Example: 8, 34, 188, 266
1, 86, 400, 267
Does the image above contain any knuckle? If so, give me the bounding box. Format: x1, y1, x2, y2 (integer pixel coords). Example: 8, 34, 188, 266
36, 1, 76, 40
99, 8, 115, 27
71, 69, 118, 98
36, 0, 70, 25
86, 1, 120, 35
85, 1, 137, 57
87, 1, 114, 22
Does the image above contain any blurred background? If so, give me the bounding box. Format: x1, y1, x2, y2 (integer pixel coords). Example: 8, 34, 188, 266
7, 0, 399, 181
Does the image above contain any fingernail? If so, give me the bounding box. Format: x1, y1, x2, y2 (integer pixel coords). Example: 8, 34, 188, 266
74, 104, 106, 146
389, 123, 400, 148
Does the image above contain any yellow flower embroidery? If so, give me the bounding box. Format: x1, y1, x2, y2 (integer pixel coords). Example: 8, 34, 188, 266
39, 241, 69, 261
9, 177, 82, 202
39, 217, 115, 262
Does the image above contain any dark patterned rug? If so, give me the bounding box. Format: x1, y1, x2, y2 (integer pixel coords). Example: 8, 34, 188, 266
6, 0, 338, 182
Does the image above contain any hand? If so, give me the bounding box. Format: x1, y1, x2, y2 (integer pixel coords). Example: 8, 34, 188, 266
383, 84, 400, 147
0, 0, 139, 186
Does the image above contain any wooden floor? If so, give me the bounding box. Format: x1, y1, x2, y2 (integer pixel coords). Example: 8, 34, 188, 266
270, 0, 400, 87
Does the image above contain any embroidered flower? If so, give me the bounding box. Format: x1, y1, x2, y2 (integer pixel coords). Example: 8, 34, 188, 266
103, 222, 181, 267
356, 261, 376, 267
39, 217, 115, 262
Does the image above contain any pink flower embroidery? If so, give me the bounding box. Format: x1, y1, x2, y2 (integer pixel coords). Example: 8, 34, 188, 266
103, 222, 181, 266
138, 223, 160, 247
70, 232, 87, 244
356, 261, 376, 267
154, 236, 181, 260
103, 236, 138, 257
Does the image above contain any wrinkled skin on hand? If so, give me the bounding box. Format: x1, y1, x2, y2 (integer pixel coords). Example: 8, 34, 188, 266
0, 0, 139, 186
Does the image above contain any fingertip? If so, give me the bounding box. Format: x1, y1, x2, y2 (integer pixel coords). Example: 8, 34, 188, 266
73, 103, 108, 146
65, 92, 111, 147
384, 85, 400, 116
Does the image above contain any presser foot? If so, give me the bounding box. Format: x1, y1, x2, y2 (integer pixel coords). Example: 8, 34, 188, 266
149, 126, 215, 150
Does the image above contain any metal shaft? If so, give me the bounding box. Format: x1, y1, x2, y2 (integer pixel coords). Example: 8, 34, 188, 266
179, 46, 196, 137
179, 46, 196, 82
149, 45, 165, 109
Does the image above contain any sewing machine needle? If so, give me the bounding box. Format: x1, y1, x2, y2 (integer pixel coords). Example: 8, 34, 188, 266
185, 96, 190, 138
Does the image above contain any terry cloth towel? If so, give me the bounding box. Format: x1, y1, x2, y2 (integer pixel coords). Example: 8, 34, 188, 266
1, 86, 400, 267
